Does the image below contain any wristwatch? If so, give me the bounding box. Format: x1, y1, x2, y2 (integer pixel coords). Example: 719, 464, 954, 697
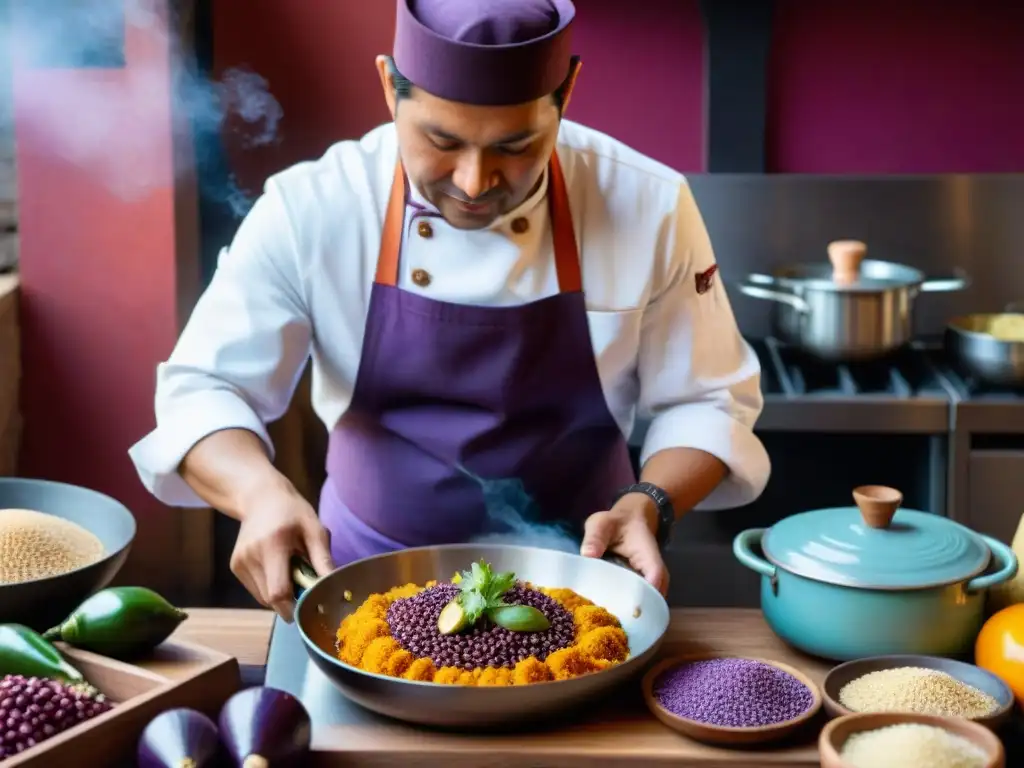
612, 482, 676, 547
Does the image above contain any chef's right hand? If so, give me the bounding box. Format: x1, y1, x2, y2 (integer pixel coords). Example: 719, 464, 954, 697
229, 486, 335, 622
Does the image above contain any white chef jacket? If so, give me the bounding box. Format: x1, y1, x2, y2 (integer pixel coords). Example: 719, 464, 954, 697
129, 119, 770, 513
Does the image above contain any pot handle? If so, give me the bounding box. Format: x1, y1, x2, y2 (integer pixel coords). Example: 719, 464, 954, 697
919, 271, 971, 293
732, 529, 777, 579
736, 282, 811, 314
965, 535, 1019, 594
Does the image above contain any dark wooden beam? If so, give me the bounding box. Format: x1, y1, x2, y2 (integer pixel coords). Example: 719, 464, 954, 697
699, 0, 774, 172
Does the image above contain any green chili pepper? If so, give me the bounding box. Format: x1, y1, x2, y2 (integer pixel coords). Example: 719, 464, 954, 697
0, 623, 88, 684
43, 586, 189, 660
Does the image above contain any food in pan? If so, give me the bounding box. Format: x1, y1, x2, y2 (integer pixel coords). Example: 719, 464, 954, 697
839, 723, 988, 768
0, 508, 105, 585
653, 657, 816, 727
335, 560, 629, 685
982, 314, 1024, 342
838, 667, 999, 719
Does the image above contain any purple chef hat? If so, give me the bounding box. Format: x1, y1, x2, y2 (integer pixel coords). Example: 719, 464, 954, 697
393, 0, 576, 106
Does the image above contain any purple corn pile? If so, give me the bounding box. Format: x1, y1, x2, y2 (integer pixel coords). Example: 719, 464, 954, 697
0, 675, 111, 760
386, 582, 574, 669
654, 658, 815, 728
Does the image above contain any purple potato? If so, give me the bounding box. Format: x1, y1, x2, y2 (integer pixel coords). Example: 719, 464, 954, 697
137, 707, 221, 768
218, 687, 311, 767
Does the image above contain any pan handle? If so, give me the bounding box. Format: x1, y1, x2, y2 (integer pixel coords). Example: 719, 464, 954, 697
919, 271, 970, 293
601, 552, 636, 571
291, 556, 320, 597
736, 281, 811, 314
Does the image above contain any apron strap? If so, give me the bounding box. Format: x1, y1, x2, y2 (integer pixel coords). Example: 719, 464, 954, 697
374, 151, 582, 293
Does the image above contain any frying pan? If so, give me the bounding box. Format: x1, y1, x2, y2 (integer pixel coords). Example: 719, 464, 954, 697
946, 306, 1024, 388
291, 544, 670, 728
0, 477, 136, 631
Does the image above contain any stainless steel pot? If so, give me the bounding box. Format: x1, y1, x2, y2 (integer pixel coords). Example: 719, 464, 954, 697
737, 240, 969, 361
946, 305, 1024, 388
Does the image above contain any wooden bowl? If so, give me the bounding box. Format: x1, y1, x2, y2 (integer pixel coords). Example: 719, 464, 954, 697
819, 712, 1005, 768
641, 653, 823, 746
822, 654, 1015, 730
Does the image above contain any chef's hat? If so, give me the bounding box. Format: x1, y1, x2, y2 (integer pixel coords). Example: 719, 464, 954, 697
393, 0, 576, 106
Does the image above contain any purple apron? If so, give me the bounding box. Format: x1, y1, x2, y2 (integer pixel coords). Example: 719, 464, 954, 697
320, 152, 636, 565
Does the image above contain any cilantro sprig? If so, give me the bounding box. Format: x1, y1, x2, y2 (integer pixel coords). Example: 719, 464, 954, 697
437, 560, 550, 634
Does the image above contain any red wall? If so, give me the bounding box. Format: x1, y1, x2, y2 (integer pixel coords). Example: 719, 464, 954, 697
214, 0, 1024, 183
212, 0, 707, 190
12, 6, 185, 584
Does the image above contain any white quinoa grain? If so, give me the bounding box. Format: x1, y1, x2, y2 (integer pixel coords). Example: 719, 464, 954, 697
0, 508, 105, 584
840, 723, 988, 768
838, 667, 998, 719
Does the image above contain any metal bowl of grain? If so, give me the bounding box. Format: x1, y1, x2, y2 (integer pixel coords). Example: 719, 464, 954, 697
0, 477, 136, 631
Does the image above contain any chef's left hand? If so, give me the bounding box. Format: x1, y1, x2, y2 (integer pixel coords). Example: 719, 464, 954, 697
581, 495, 669, 596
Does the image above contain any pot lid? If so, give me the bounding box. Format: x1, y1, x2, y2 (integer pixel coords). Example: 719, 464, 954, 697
760, 486, 991, 589
767, 240, 925, 292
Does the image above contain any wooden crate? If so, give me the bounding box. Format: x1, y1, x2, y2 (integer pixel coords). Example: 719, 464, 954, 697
6, 640, 241, 767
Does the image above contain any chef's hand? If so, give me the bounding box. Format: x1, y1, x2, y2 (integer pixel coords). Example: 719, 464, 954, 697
581, 495, 669, 596
229, 486, 335, 622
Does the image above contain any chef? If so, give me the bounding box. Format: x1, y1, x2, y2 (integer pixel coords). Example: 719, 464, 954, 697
129, 0, 769, 621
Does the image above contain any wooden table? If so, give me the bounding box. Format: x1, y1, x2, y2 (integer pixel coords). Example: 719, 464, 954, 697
171, 608, 833, 766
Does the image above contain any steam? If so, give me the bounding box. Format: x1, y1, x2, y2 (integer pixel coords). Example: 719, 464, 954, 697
6, 0, 283, 218
458, 466, 581, 554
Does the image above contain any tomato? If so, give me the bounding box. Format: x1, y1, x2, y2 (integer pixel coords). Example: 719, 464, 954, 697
975, 603, 1024, 704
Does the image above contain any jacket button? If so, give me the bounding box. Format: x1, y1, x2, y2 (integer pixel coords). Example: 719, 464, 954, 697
417, 220, 433, 238
511, 217, 529, 234
411, 268, 432, 287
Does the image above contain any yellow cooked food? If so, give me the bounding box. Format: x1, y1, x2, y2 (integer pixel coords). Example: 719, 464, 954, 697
335, 562, 629, 686
984, 315, 1024, 342
0, 508, 105, 584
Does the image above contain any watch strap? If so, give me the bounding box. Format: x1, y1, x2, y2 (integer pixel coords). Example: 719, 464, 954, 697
612, 482, 675, 546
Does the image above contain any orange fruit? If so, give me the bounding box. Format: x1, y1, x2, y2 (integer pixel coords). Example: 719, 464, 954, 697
975, 603, 1024, 704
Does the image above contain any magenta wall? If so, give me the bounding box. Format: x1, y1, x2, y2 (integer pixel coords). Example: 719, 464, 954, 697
213, 1, 1024, 185
768, 0, 1024, 173
212, 0, 706, 187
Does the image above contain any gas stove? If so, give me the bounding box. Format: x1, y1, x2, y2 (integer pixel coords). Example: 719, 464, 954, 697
750, 336, 1024, 434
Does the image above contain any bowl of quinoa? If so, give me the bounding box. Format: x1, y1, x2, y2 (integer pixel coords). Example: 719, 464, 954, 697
819, 712, 1004, 768
822, 655, 1014, 730
642, 654, 822, 745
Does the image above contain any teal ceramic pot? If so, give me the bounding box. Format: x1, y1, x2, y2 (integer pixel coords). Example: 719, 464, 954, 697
733, 491, 1018, 661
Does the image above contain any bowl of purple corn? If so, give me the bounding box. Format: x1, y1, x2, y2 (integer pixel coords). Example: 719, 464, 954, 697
642, 654, 822, 746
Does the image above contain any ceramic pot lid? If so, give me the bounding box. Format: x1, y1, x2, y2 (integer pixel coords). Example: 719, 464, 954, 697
760, 486, 991, 589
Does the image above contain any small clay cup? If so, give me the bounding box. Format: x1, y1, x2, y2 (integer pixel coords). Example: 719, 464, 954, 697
642, 653, 822, 746
852, 485, 903, 529
819, 712, 1004, 768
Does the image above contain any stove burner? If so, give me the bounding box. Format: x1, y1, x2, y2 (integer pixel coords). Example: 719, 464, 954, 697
751, 338, 954, 399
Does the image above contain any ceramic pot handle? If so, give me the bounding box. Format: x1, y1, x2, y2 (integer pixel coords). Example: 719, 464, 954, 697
966, 536, 1019, 594
732, 529, 776, 579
